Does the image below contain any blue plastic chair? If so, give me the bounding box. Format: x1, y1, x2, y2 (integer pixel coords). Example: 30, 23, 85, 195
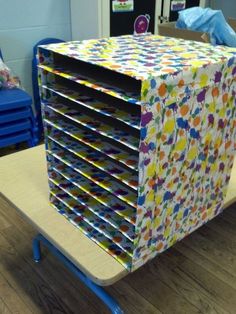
0, 49, 38, 148
32, 38, 65, 138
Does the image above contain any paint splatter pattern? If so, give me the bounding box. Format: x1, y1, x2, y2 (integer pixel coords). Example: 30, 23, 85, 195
49, 166, 136, 225
39, 64, 140, 105
44, 117, 139, 171
50, 196, 132, 268
42, 83, 140, 129
49, 171, 135, 240
50, 185, 133, 255
39, 35, 236, 271
47, 134, 138, 190
47, 146, 137, 208
45, 102, 139, 151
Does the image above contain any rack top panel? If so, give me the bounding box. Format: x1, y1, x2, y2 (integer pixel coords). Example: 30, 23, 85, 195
39, 34, 236, 81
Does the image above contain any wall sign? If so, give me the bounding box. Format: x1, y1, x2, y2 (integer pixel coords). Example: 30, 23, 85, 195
171, 0, 186, 11
134, 14, 150, 34
112, 0, 134, 13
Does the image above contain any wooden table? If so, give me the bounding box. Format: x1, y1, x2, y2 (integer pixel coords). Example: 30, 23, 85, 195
0, 145, 235, 313
0, 145, 128, 313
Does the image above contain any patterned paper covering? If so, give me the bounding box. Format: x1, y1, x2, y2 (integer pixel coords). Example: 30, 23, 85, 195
45, 102, 139, 151
47, 147, 137, 208
49, 172, 135, 241
40, 34, 236, 272
48, 135, 138, 190
40, 34, 236, 80
49, 166, 136, 225
42, 84, 140, 129
50, 196, 132, 268
50, 185, 133, 255
44, 119, 139, 171
39, 64, 140, 104
133, 47, 236, 270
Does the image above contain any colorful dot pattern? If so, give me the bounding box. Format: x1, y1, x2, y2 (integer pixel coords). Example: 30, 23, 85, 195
47, 134, 138, 190
45, 101, 139, 151
47, 145, 137, 208
39, 34, 236, 272
49, 171, 135, 241
50, 196, 132, 268
135, 53, 236, 270
44, 115, 138, 171
40, 34, 236, 80
42, 83, 140, 129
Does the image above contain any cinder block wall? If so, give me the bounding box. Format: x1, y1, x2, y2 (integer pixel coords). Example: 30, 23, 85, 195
0, 0, 71, 97
209, 0, 236, 18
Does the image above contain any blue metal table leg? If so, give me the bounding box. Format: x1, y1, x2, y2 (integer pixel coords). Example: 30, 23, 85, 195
32, 234, 124, 314
33, 236, 41, 262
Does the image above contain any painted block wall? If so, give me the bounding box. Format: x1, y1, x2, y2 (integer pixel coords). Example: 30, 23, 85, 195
0, 0, 71, 97
209, 0, 236, 18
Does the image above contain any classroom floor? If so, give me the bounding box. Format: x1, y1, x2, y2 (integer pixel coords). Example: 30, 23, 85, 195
0, 194, 235, 314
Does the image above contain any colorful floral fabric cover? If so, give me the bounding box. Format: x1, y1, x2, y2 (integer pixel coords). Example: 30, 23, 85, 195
40, 34, 236, 271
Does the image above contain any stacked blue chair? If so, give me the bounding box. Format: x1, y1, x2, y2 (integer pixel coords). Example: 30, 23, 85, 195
0, 49, 38, 148
32, 38, 65, 139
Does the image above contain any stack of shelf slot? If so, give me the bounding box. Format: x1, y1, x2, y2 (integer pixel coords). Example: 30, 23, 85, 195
39, 49, 141, 270
38, 35, 236, 272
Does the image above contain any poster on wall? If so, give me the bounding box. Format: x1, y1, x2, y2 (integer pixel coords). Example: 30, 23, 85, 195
171, 0, 186, 11
112, 0, 134, 13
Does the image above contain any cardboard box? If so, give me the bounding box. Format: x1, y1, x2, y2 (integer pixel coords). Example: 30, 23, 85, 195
158, 18, 236, 43
228, 18, 236, 31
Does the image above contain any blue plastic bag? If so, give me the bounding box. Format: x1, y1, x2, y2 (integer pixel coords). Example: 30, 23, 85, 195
176, 7, 236, 47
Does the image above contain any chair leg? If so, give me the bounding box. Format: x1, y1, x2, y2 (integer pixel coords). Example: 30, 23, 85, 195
27, 135, 38, 147
27, 139, 34, 148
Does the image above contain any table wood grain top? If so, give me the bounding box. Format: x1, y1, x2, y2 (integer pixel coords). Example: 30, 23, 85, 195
0, 145, 128, 286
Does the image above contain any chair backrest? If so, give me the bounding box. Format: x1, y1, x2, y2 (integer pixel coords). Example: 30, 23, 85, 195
32, 37, 65, 58
32, 38, 65, 137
